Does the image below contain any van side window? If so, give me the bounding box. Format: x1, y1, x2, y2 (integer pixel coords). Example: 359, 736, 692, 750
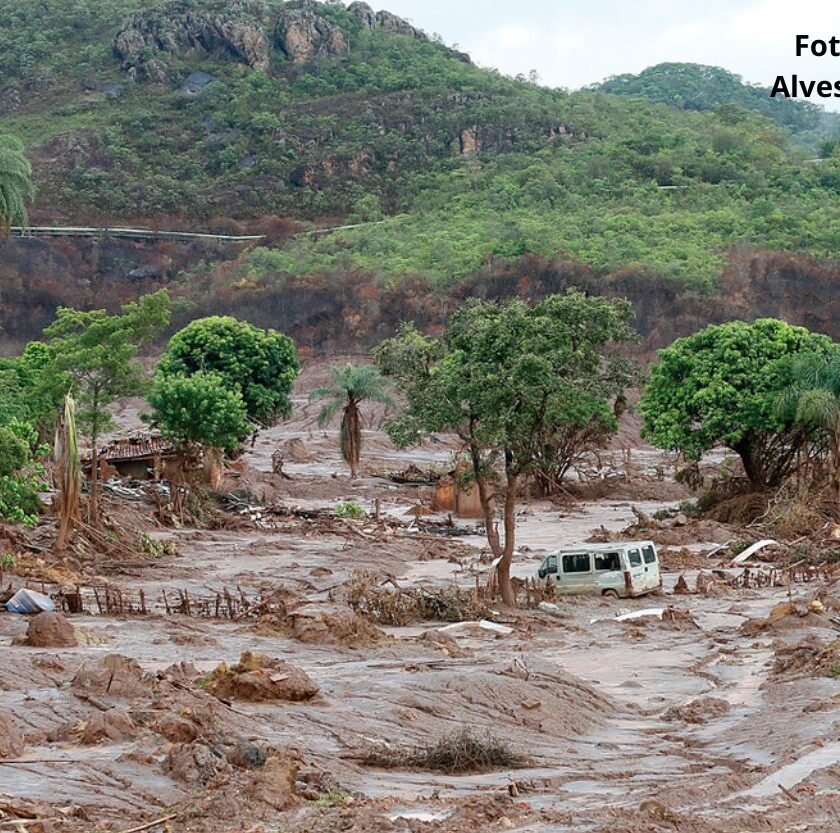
643, 545, 657, 564
594, 552, 621, 571
546, 555, 558, 573
562, 553, 591, 573
628, 549, 642, 567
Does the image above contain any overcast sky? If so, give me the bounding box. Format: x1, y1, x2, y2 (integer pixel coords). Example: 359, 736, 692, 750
360, 0, 840, 112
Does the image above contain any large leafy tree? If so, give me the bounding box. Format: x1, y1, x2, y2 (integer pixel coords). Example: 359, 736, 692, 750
0, 135, 34, 233
149, 371, 251, 454
309, 364, 394, 478
640, 319, 836, 488
157, 317, 299, 426
376, 293, 635, 605
42, 290, 171, 521
777, 351, 840, 514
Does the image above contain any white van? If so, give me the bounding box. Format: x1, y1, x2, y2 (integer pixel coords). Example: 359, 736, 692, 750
536, 541, 662, 598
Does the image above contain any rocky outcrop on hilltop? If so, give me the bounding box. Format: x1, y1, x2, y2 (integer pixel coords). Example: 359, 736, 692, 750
114, 1, 272, 81
114, 0, 448, 81
348, 2, 423, 39
274, 6, 350, 62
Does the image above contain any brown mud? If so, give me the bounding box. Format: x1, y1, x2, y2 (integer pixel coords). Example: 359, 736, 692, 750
1, 363, 839, 833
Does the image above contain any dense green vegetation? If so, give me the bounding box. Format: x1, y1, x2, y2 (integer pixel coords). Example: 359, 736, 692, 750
3, 0, 840, 292
593, 63, 840, 139
156, 316, 300, 426
149, 371, 251, 453
640, 319, 839, 488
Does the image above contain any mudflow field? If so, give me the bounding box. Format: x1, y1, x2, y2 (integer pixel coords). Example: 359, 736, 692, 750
2, 361, 840, 833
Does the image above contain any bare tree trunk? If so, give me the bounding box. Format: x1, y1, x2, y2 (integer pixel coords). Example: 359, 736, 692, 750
496, 467, 518, 607
56, 395, 81, 550
469, 435, 500, 557
205, 447, 224, 489
89, 435, 99, 525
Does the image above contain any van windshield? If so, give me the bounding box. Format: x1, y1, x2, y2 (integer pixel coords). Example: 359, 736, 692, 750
628, 549, 642, 567
594, 552, 621, 571
643, 545, 657, 564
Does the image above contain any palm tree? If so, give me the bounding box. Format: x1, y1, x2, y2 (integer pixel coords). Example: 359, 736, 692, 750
309, 364, 394, 478
0, 135, 35, 234
777, 352, 840, 515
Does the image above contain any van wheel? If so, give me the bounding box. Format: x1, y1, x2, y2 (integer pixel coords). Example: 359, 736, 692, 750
602, 589, 619, 598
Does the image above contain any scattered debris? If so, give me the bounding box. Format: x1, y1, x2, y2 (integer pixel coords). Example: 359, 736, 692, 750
663, 697, 731, 724
5, 588, 55, 614
438, 620, 514, 637
359, 728, 526, 774
730, 538, 779, 566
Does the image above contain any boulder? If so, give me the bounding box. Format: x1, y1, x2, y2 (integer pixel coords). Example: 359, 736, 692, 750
72, 654, 147, 700
180, 71, 216, 95
227, 739, 268, 770
81, 708, 137, 744
24, 612, 78, 648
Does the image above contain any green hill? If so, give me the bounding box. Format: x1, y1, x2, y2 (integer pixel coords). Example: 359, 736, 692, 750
592, 62, 840, 140
2, 1, 840, 291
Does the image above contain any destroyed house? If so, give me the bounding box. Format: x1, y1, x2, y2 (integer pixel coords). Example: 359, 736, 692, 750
90, 435, 178, 480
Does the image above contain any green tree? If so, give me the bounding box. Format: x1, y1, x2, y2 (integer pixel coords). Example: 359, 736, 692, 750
157, 317, 299, 426
149, 371, 251, 453
309, 363, 394, 478
376, 293, 635, 605
776, 351, 840, 514
0, 341, 64, 439
0, 135, 34, 232
43, 290, 171, 521
0, 418, 46, 525
640, 319, 836, 488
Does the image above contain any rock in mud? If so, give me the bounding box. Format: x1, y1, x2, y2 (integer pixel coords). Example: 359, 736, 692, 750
227, 739, 268, 770
155, 713, 198, 744
72, 654, 147, 700
23, 612, 78, 647
206, 652, 319, 702
81, 708, 137, 744
0, 712, 25, 759
166, 742, 228, 785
